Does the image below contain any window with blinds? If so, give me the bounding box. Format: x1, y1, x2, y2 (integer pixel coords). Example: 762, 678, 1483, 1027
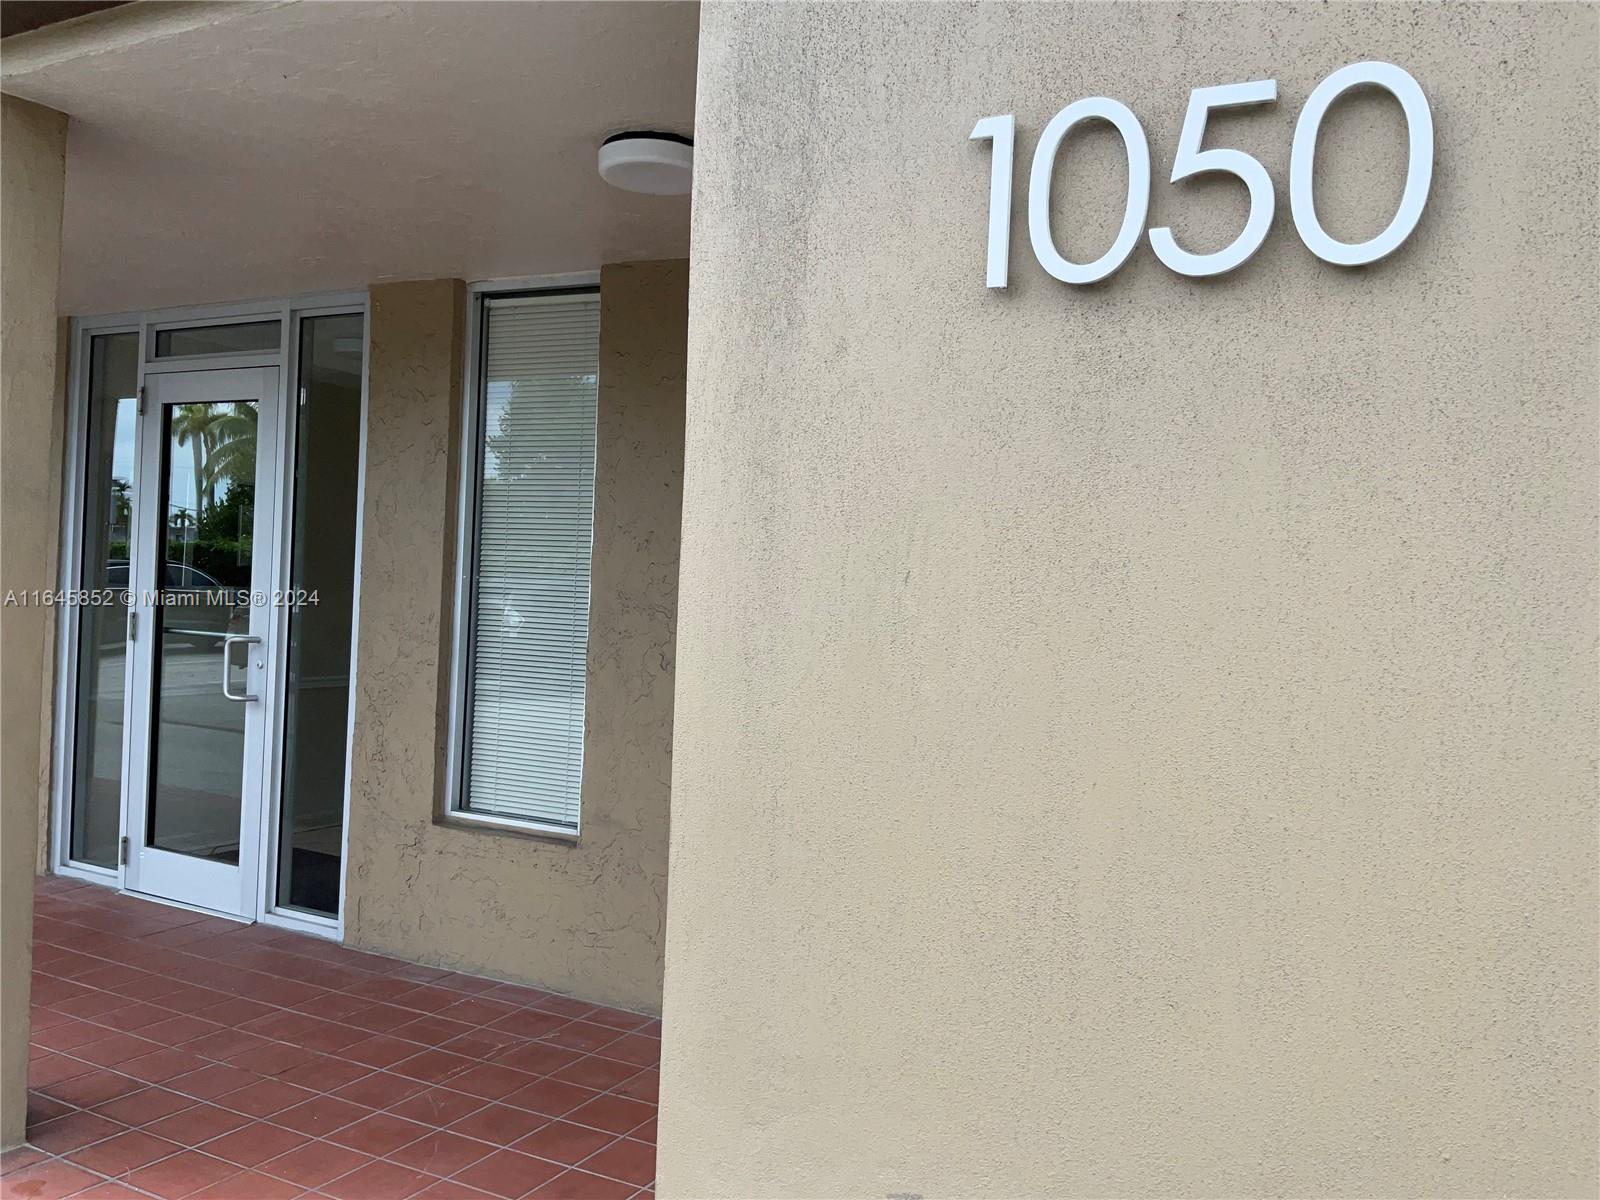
460, 292, 600, 833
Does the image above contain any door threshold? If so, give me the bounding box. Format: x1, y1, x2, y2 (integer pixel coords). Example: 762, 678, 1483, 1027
260, 906, 341, 942
119, 888, 252, 925
64, 872, 339, 939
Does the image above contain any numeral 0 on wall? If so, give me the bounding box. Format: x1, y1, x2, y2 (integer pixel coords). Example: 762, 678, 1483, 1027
971, 61, 1434, 287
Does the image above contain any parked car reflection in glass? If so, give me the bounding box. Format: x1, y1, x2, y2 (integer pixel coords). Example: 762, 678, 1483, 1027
105, 559, 245, 647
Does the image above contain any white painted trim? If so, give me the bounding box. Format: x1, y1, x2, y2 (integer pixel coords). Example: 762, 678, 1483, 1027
119, 886, 252, 925
256, 296, 366, 934
442, 290, 481, 833
52, 860, 118, 888
52, 319, 149, 890
257, 299, 367, 936
255, 308, 298, 926
443, 807, 581, 842
142, 353, 280, 375
113, 326, 149, 893
48, 320, 101, 879
124, 364, 280, 917
75, 291, 368, 335
333, 302, 372, 934
467, 271, 599, 296
443, 280, 599, 841
52, 291, 367, 937
147, 313, 284, 366
260, 903, 339, 941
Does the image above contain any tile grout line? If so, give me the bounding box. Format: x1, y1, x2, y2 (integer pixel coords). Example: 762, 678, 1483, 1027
25, 880, 660, 1199
29, 1048, 657, 1194
35, 890, 663, 1029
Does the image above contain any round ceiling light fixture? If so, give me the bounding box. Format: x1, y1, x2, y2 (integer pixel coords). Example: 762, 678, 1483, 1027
598, 131, 693, 195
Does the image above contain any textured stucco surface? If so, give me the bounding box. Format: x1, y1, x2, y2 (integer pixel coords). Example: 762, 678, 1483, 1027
659, 4, 1599, 1197
1, 95, 67, 1149
345, 264, 686, 1013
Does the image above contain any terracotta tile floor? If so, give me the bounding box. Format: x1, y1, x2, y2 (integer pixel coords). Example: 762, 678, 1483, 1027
4, 877, 659, 1200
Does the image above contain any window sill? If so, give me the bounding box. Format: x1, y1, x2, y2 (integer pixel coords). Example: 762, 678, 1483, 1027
435, 809, 581, 845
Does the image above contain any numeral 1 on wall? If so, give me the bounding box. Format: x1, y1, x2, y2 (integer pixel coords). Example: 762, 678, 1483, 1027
969, 114, 1016, 289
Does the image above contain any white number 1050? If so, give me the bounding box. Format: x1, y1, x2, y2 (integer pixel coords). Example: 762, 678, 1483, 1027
970, 61, 1434, 286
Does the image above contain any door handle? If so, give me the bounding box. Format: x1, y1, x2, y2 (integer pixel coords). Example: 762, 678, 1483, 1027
221, 634, 261, 702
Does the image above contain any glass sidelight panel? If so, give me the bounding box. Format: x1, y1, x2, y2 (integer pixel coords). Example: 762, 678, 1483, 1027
146, 400, 258, 862
276, 313, 363, 915
69, 332, 139, 867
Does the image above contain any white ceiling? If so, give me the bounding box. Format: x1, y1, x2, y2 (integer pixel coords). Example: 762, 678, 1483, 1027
2, 0, 698, 314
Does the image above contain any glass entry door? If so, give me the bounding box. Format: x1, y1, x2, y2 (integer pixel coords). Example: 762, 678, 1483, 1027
123, 366, 280, 916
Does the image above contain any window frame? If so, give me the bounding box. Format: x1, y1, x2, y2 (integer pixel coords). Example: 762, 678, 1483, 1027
51, 292, 367, 945
445, 274, 601, 840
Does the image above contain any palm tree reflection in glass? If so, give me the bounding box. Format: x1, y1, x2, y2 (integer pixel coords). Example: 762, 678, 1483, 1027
164, 401, 259, 643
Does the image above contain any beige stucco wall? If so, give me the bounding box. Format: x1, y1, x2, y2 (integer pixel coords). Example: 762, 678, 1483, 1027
659, 4, 1598, 1197
0, 94, 68, 1150
345, 262, 686, 1013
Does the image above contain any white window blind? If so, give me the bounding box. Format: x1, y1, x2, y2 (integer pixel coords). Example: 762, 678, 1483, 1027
463, 293, 600, 832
